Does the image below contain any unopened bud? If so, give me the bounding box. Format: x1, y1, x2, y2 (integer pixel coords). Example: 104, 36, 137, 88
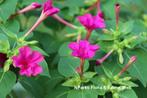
118, 56, 137, 76
115, 3, 120, 31
128, 56, 137, 64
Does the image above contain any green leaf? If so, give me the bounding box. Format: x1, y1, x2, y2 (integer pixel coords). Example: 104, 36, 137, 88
4, 19, 20, 34
62, 76, 81, 87
31, 46, 49, 57
67, 89, 98, 98
122, 49, 147, 87
0, 24, 17, 40
40, 60, 50, 77
120, 20, 134, 34
58, 56, 89, 77
0, 71, 16, 98
20, 71, 68, 98
59, 42, 71, 57
82, 72, 97, 83
20, 76, 47, 98
0, 33, 10, 53
0, 0, 18, 22
119, 89, 138, 98
102, 65, 113, 79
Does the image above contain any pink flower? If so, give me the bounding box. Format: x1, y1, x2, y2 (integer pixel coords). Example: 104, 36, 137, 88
0, 53, 7, 67
17, 2, 42, 14
42, 0, 60, 16
77, 13, 105, 31
31, 2, 42, 8
68, 40, 100, 59
12, 46, 44, 77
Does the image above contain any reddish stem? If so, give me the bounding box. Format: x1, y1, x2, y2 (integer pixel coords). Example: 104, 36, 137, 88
115, 3, 120, 31
79, 58, 85, 78
85, 29, 92, 40
118, 56, 137, 76
85, 2, 97, 12
97, 0, 101, 12
96, 50, 113, 65
52, 14, 78, 29
24, 13, 47, 37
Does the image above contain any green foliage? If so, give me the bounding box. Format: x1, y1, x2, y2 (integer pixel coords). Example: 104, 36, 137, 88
0, 0, 147, 98
0, 0, 18, 22
0, 71, 16, 98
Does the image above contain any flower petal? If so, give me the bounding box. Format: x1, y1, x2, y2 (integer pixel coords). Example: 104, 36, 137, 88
29, 51, 44, 63
68, 42, 79, 50
19, 46, 32, 58
32, 64, 43, 76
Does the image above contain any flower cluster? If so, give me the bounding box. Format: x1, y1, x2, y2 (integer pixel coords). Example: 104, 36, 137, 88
12, 46, 44, 77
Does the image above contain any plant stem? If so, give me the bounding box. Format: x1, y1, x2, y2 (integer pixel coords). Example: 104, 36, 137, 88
96, 50, 114, 65
115, 3, 120, 31
79, 58, 85, 78
118, 56, 136, 76
24, 13, 46, 37
97, 0, 101, 12
85, 29, 92, 40
52, 14, 78, 29
85, 2, 97, 13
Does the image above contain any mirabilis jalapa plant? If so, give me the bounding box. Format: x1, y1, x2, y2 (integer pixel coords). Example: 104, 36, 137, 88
0, 0, 146, 98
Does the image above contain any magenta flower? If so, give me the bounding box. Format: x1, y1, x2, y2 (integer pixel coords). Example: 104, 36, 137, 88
31, 2, 42, 8
24, 0, 60, 37
12, 46, 44, 77
0, 53, 7, 67
42, 0, 60, 16
68, 40, 100, 59
77, 13, 105, 32
17, 2, 42, 14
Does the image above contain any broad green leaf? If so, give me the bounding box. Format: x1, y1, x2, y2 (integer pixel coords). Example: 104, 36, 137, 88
0, 33, 10, 53
62, 76, 81, 87
4, 19, 20, 34
0, 24, 17, 40
59, 42, 71, 56
31, 46, 49, 57
0, 0, 18, 22
0, 71, 16, 98
82, 72, 97, 83
134, 81, 147, 98
119, 89, 138, 98
120, 20, 134, 34
122, 49, 147, 87
33, 33, 62, 54
67, 89, 98, 98
20, 76, 47, 98
40, 60, 50, 77
20, 71, 68, 98
102, 66, 113, 79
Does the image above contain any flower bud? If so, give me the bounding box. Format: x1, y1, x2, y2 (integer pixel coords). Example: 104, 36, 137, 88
115, 3, 120, 30
128, 56, 137, 64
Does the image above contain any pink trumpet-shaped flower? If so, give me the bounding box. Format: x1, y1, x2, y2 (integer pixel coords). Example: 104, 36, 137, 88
69, 40, 100, 59
32, 2, 42, 8
77, 13, 105, 32
17, 2, 42, 14
24, 0, 60, 37
12, 46, 44, 77
42, 0, 60, 16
